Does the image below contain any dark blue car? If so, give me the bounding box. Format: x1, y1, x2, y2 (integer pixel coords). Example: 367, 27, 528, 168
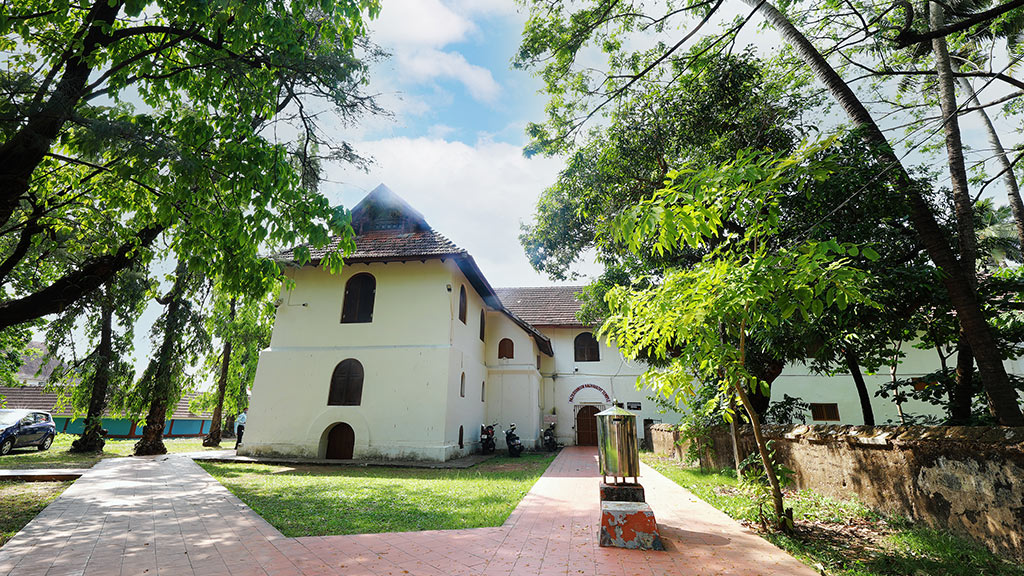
0, 409, 56, 455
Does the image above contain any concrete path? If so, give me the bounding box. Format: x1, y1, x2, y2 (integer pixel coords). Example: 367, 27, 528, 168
0, 448, 818, 576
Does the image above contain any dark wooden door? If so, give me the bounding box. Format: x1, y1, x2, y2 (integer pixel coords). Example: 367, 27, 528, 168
575, 405, 600, 446
326, 423, 355, 459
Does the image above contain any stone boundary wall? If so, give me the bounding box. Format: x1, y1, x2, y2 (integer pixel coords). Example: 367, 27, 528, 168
650, 423, 1024, 561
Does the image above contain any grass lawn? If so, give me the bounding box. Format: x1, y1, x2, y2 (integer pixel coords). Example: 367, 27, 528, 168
0, 433, 223, 469
199, 453, 555, 537
0, 480, 71, 547
643, 454, 1024, 576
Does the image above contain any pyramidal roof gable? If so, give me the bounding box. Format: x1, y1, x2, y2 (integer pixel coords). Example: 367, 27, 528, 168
273, 184, 466, 265
272, 185, 554, 356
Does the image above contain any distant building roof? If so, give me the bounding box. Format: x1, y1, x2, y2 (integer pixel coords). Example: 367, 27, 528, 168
495, 286, 589, 328
0, 385, 211, 419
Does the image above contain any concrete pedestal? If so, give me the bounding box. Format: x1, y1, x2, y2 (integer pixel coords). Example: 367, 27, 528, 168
599, 501, 666, 551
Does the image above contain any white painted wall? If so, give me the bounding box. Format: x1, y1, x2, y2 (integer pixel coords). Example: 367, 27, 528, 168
538, 328, 659, 446
484, 310, 542, 449
771, 343, 1024, 425
243, 260, 463, 460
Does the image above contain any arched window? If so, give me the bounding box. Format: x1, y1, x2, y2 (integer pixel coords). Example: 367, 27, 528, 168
458, 425, 464, 449
328, 359, 364, 406
481, 381, 485, 402
341, 274, 375, 323
479, 310, 486, 341
498, 338, 514, 359
460, 372, 466, 397
458, 285, 467, 324
574, 332, 600, 362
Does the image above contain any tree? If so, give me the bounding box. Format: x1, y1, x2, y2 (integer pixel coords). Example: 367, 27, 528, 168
44, 267, 150, 452
602, 146, 875, 529
0, 0, 379, 330
111, 260, 208, 456
193, 283, 274, 447
516, 0, 1024, 425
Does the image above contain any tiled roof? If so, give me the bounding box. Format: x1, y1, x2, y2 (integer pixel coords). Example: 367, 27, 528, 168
274, 228, 466, 264
0, 386, 211, 419
273, 184, 466, 264
495, 286, 590, 328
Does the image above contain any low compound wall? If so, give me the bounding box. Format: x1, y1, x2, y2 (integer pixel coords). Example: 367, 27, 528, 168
651, 423, 1024, 561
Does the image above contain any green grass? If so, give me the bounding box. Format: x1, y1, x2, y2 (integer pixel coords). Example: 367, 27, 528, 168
643, 454, 1024, 576
199, 453, 555, 537
0, 480, 71, 547
0, 433, 221, 469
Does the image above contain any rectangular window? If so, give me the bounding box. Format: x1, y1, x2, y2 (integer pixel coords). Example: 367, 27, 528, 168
810, 403, 840, 421
536, 355, 541, 370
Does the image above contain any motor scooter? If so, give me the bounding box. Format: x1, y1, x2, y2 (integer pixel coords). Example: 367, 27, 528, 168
541, 422, 558, 452
480, 422, 498, 454
505, 423, 524, 457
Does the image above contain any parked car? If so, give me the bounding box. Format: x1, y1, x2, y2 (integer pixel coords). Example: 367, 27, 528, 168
0, 409, 56, 455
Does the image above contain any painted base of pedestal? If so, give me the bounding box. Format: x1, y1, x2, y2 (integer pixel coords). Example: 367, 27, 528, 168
599, 501, 666, 551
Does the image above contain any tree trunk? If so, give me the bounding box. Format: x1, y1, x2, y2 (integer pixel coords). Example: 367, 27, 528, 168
950, 338, 975, 424
134, 260, 190, 456
844, 348, 875, 426
932, 2, 977, 289
729, 394, 742, 477
70, 283, 114, 453
733, 380, 792, 531
958, 76, 1024, 253
204, 298, 236, 447
739, 0, 1024, 426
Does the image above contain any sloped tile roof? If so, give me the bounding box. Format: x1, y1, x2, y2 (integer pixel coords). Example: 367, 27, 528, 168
0, 386, 211, 419
15, 342, 61, 382
495, 286, 590, 328
274, 228, 466, 264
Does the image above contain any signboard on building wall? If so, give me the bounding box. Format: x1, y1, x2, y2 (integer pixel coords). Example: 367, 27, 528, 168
568, 383, 610, 403
626, 402, 641, 411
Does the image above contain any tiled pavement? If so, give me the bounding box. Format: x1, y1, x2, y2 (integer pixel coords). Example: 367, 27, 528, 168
0, 448, 819, 576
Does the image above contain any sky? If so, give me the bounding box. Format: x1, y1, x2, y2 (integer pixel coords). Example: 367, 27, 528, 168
316, 0, 591, 288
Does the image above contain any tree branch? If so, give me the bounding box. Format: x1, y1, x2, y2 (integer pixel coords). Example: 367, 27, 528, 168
0, 225, 164, 328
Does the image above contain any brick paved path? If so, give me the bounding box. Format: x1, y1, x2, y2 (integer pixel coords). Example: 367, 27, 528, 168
0, 447, 818, 576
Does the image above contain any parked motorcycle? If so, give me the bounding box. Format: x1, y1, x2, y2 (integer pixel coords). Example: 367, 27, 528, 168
480, 422, 498, 454
505, 423, 524, 457
541, 422, 558, 452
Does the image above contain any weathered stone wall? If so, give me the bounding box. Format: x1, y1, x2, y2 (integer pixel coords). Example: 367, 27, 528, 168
654, 423, 1024, 561
650, 424, 686, 460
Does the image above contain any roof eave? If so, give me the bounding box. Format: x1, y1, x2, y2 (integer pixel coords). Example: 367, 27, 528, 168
455, 255, 554, 357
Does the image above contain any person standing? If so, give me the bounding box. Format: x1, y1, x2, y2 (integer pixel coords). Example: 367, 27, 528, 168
234, 408, 247, 450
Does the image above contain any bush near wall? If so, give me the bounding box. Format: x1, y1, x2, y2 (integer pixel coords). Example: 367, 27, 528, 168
651, 423, 1024, 562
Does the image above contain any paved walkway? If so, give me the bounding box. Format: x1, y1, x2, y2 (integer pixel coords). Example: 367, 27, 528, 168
0, 448, 818, 576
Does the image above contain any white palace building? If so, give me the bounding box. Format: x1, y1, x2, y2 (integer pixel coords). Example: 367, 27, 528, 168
240, 185, 660, 461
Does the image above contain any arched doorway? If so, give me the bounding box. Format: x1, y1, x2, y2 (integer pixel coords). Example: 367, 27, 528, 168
326, 422, 355, 459
575, 405, 601, 446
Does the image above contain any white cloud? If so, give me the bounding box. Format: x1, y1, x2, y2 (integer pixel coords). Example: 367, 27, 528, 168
323, 136, 601, 287
397, 49, 501, 103
371, 0, 475, 48
368, 0, 504, 104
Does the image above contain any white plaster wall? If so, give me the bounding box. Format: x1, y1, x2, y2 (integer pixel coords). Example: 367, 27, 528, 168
771, 344, 1024, 425
243, 260, 460, 461
444, 262, 488, 459
539, 328, 660, 446
484, 311, 543, 449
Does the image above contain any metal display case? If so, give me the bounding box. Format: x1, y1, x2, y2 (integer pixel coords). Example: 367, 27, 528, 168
596, 403, 640, 483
